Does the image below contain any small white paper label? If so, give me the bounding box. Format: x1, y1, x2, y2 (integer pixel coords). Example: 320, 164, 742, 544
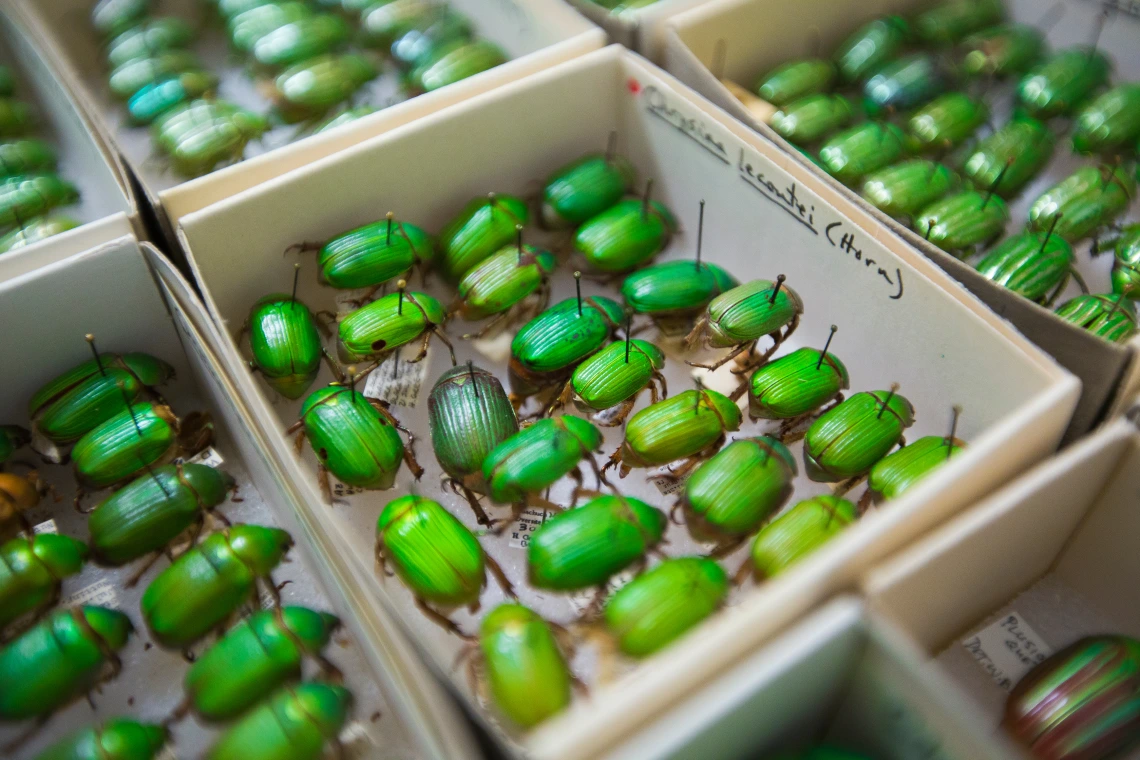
507, 507, 552, 549
174, 447, 224, 468
651, 472, 690, 495
961, 612, 1053, 691
471, 331, 513, 364
362, 350, 427, 407
32, 519, 58, 535
63, 578, 118, 610
335, 288, 372, 315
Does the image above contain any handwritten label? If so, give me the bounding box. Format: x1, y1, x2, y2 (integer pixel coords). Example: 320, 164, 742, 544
362, 350, 427, 407
961, 612, 1053, 691
32, 519, 58, 535
332, 482, 367, 498
651, 472, 690, 495
507, 507, 551, 549
64, 578, 118, 610
174, 446, 224, 468
643, 86, 730, 165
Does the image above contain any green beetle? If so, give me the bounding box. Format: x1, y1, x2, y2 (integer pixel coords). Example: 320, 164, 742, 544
206, 683, 352, 760
861, 160, 959, 219
862, 432, 964, 511
906, 92, 988, 152
802, 387, 915, 484
0, 139, 57, 177
1073, 84, 1140, 156
914, 0, 1003, 45
245, 286, 327, 400
108, 50, 201, 100
963, 116, 1054, 197
622, 260, 738, 334
975, 228, 1078, 305
0, 98, 33, 137
293, 213, 435, 292
87, 463, 236, 569
183, 606, 341, 721
390, 11, 473, 70
36, 719, 168, 760
556, 338, 666, 426
769, 93, 856, 146
1055, 293, 1138, 343
314, 105, 378, 134
1028, 165, 1135, 242
606, 388, 742, 479
754, 59, 836, 107
0, 606, 132, 720
428, 363, 518, 526
270, 54, 378, 123
453, 234, 557, 333
685, 277, 803, 371
127, 70, 219, 125
227, 1, 313, 52
0, 533, 88, 629
375, 495, 512, 634
91, 0, 148, 37
289, 384, 423, 502
832, 16, 910, 84
71, 402, 190, 490
475, 604, 571, 728
603, 557, 727, 658
141, 524, 293, 650
407, 39, 507, 94
1017, 48, 1111, 119
338, 284, 455, 366
359, 0, 436, 47
0, 424, 29, 466
1105, 225, 1140, 298
746, 495, 857, 580
914, 190, 1009, 254
862, 54, 949, 117
574, 190, 677, 274
818, 122, 907, 185
542, 150, 637, 229
152, 100, 268, 177
439, 192, 529, 283
748, 339, 849, 431
0, 215, 79, 253
0, 174, 79, 227
251, 14, 350, 69
106, 18, 195, 68
961, 23, 1044, 78
528, 494, 666, 592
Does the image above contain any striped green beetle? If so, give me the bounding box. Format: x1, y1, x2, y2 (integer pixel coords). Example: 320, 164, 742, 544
106, 18, 195, 68
914, 189, 1009, 254
622, 259, 738, 335
832, 16, 910, 84
555, 337, 666, 426
292, 212, 435, 292
961, 23, 1044, 78
769, 93, 856, 146
818, 122, 907, 185
251, 14, 350, 69
914, 0, 1003, 45
745, 495, 857, 580
108, 50, 201, 100
748, 332, 849, 432
906, 92, 988, 153
1028, 165, 1135, 242
439, 192, 529, 283
862, 53, 950, 117
962, 116, 1054, 198
802, 386, 915, 484
1073, 84, 1140, 156
754, 59, 836, 107
453, 229, 556, 336
861, 408, 964, 511
407, 39, 507, 94
270, 54, 377, 123
35, 719, 167, 760
205, 683, 351, 760
127, 70, 219, 125
0, 174, 79, 227
91, 0, 148, 37
1017, 47, 1111, 119
245, 283, 328, 400
542, 146, 636, 229
337, 282, 456, 367
861, 160, 959, 220
1055, 293, 1138, 343
359, 0, 436, 48
227, 2, 313, 52
0, 533, 88, 630
152, 100, 268, 177
686, 276, 803, 372
574, 181, 677, 274
975, 225, 1080, 305
71, 401, 189, 490
390, 11, 473, 70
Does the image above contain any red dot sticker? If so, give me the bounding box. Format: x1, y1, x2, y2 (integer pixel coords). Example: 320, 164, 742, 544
627, 78, 642, 94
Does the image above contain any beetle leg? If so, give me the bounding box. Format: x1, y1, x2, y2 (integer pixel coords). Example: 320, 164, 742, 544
283, 241, 323, 256
431, 327, 458, 366
733, 556, 756, 586
163, 697, 191, 727
414, 597, 471, 638
596, 397, 635, 428
462, 309, 511, 340
687, 340, 751, 371
832, 474, 866, 497
548, 380, 573, 416
586, 453, 614, 491
321, 348, 345, 380
856, 489, 875, 516
456, 482, 493, 527
489, 503, 525, 536
669, 500, 685, 525
124, 550, 167, 588
709, 535, 747, 559
318, 465, 334, 505
483, 549, 517, 599
683, 315, 707, 350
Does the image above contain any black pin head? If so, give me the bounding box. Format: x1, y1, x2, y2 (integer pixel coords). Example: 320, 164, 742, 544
397, 279, 406, 315
769, 274, 786, 305
877, 383, 900, 419
574, 271, 583, 317
487, 191, 498, 211
624, 308, 633, 363
86, 333, 106, 376
516, 224, 524, 264
386, 211, 394, 245
695, 199, 705, 271
817, 324, 838, 370
290, 263, 301, 306
1040, 213, 1063, 254
946, 405, 962, 460
641, 179, 654, 221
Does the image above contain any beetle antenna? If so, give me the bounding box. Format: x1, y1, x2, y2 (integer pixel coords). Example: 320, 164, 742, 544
347, 365, 359, 406
397, 279, 406, 315
85, 333, 107, 376
290, 263, 301, 306
695, 199, 705, 271
574, 271, 583, 317
143, 459, 172, 498
117, 381, 145, 439
467, 360, 479, 399
1088, 3, 1110, 58
516, 224, 524, 264
605, 131, 617, 164
711, 38, 727, 80
945, 405, 961, 460
877, 383, 900, 420
768, 274, 786, 305
641, 179, 653, 221
385, 211, 394, 245
816, 325, 837, 370
624, 308, 633, 363
982, 160, 1012, 209
1039, 213, 1062, 254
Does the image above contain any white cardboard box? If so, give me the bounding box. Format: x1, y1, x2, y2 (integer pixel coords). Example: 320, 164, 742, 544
171, 46, 1079, 758
560, 0, 709, 63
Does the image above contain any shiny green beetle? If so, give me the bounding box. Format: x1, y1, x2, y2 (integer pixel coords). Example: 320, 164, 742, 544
0, 215, 79, 253
803, 388, 914, 483
314, 105, 377, 133
71, 402, 184, 489
604, 557, 728, 658
408, 39, 507, 94
622, 260, 738, 334
390, 11, 473, 70
1105, 225, 1140, 298
106, 18, 194, 68
914, 190, 1009, 254
36, 719, 167, 760
749, 340, 849, 428
685, 277, 803, 371
528, 495, 666, 591
296, 213, 435, 291
108, 51, 201, 100
482, 416, 605, 510
141, 524, 293, 649
477, 604, 571, 728
270, 54, 377, 123
747, 495, 857, 579
754, 59, 836, 106
289, 384, 422, 502
0, 606, 132, 719
91, 0, 148, 37
453, 237, 556, 329
0, 174, 79, 226
833, 16, 910, 84
914, 0, 1003, 45
863, 432, 964, 510
1055, 293, 1138, 343
557, 339, 666, 425
0, 424, 29, 465
862, 54, 949, 117
963, 116, 1054, 197
861, 160, 959, 219
252, 15, 350, 69
227, 1, 312, 52
428, 363, 517, 525
337, 285, 455, 365
818, 122, 907, 185
541, 151, 636, 229
246, 289, 325, 400
1028, 165, 1135, 242
906, 92, 987, 152
0, 98, 33, 137
0, 533, 88, 629
0, 139, 57, 177
87, 463, 235, 568
1017, 48, 1111, 118
975, 229, 1077, 304
359, 0, 435, 47
769, 94, 855, 146
183, 606, 340, 721
206, 683, 351, 760
439, 192, 529, 282
574, 191, 677, 274
1072, 84, 1140, 156
152, 100, 268, 177
127, 70, 218, 125
606, 388, 742, 478
961, 23, 1044, 78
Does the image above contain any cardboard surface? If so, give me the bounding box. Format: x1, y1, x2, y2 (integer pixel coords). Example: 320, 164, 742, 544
172, 46, 1077, 758
662, 0, 1140, 440
561, 0, 709, 63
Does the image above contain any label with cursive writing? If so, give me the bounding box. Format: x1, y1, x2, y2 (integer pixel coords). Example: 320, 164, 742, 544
961, 612, 1053, 691
643, 85, 730, 166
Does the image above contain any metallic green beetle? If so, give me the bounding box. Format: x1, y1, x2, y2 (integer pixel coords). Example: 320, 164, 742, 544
914, 0, 1003, 45
0, 424, 29, 465
390, 11, 473, 70
36, 719, 167, 760
338, 285, 455, 366
914, 190, 1009, 254
574, 191, 678, 274
453, 237, 557, 332
0, 533, 88, 629
0, 606, 132, 719
1055, 293, 1138, 343
528, 494, 666, 591
87, 463, 235, 568
1105, 225, 1140, 298
862, 54, 949, 117
622, 260, 738, 334
747, 495, 857, 579
227, 1, 313, 52
748, 341, 849, 429
975, 229, 1077, 304
0, 139, 57, 177
71, 402, 185, 489
754, 59, 836, 107
769, 94, 856, 146
961, 23, 1044, 78
359, 0, 436, 47
183, 606, 340, 721
556, 339, 666, 426
803, 387, 915, 483
477, 604, 571, 728
206, 683, 352, 760
0, 174, 80, 227
407, 39, 507, 94
289, 384, 423, 502
295, 213, 435, 291
606, 388, 742, 479
604, 557, 728, 657
818, 122, 907, 185
428, 363, 518, 526
685, 277, 803, 371
152, 100, 268, 177
91, 0, 148, 37
1028, 165, 1135, 242
861, 160, 959, 219
1073, 84, 1140, 156
314, 105, 378, 134
246, 290, 325, 400
251, 14, 350, 69
863, 433, 964, 510
141, 524, 293, 649
106, 18, 195, 68
906, 92, 988, 152
108, 50, 201, 100
541, 151, 637, 229
439, 192, 529, 283
127, 70, 219, 125
832, 16, 910, 84
1017, 48, 1111, 119
0, 215, 79, 253
0, 98, 33, 137
270, 54, 378, 123
963, 116, 1054, 197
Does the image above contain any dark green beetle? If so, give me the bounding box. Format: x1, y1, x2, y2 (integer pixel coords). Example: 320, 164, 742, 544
685, 277, 803, 371
227, 1, 312, 52
975, 229, 1078, 304
36, 719, 167, 760
0, 174, 79, 227
746, 495, 857, 579
106, 18, 195, 68
1073, 84, 1140, 156
606, 388, 742, 479
1028, 165, 1135, 242
141, 524, 293, 649
622, 260, 738, 334
183, 606, 340, 721
861, 160, 959, 219
87, 463, 235, 569
557, 339, 666, 426
206, 683, 352, 760
0, 424, 29, 465
453, 236, 557, 333
314, 105, 377, 134
390, 11, 473, 70
407, 39, 507, 94
245, 283, 326, 400
108, 50, 202, 100
1017, 48, 1111, 119
748, 340, 849, 431
832, 16, 910, 83
754, 59, 836, 107
963, 116, 1054, 197
270, 54, 377, 123
0, 215, 80, 253
477, 604, 571, 728
906, 92, 987, 152
251, 14, 350, 69
574, 188, 677, 274
541, 150, 636, 229
71, 402, 183, 489
914, 190, 1009, 254
862, 432, 964, 510
769, 94, 856, 146
0, 139, 57, 177
961, 23, 1044, 78
0, 606, 132, 719
439, 192, 529, 283
428, 363, 518, 526
818, 122, 907, 185
152, 100, 268, 177
1105, 225, 1140, 298
91, 0, 148, 37
604, 557, 727, 658
289, 384, 423, 502
338, 285, 455, 366
127, 70, 219, 125
1055, 293, 1138, 343
862, 53, 949, 117
0, 98, 33, 137
802, 387, 915, 483
914, 0, 1003, 45
294, 213, 435, 291
0, 533, 88, 629
359, 0, 435, 47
